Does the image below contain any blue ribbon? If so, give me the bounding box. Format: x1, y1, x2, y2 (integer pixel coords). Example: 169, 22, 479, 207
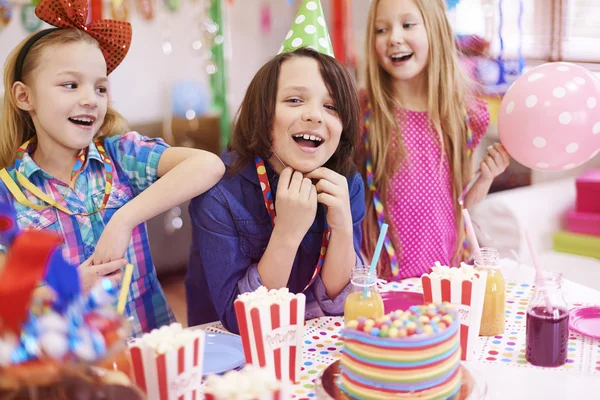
497, 0, 506, 84
496, 0, 525, 85
518, 0, 525, 74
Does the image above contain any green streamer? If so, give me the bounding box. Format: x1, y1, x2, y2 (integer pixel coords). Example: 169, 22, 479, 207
209, 0, 230, 147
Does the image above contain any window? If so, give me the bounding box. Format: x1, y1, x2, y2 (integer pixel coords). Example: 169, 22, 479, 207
561, 0, 600, 62
451, 0, 600, 64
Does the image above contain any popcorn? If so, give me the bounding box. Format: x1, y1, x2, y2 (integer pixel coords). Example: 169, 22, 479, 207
134, 323, 202, 355
421, 262, 487, 361
234, 287, 306, 383
129, 323, 205, 400
204, 365, 286, 400
429, 262, 479, 280
236, 286, 297, 308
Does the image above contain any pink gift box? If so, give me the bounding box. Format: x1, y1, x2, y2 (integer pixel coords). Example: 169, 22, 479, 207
576, 169, 600, 214
567, 209, 600, 236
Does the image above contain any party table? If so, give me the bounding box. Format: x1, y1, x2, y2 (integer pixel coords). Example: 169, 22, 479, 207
197, 259, 600, 399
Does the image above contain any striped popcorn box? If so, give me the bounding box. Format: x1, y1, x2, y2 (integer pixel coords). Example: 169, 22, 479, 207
234, 287, 306, 384
421, 263, 487, 361
204, 365, 288, 399
128, 323, 205, 400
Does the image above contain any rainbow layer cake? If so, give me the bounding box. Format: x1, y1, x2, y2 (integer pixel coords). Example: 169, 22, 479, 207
340, 303, 461, 400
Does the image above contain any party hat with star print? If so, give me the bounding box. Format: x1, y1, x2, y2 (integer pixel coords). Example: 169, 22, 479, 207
278, 0, 334, 57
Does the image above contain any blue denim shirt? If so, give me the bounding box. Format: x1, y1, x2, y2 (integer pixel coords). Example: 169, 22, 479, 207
186, 151, 366, 333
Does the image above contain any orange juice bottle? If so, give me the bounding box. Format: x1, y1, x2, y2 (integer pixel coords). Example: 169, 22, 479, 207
344, 266, 384, 323
476, 247, 506, 336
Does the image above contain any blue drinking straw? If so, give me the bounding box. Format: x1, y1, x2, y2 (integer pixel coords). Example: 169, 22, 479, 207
362, 223, 388, 299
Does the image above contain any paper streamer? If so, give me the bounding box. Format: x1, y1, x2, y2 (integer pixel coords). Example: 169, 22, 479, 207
90, 0, 102, 22
209, 0, 230, 146
331, 0, 347, 65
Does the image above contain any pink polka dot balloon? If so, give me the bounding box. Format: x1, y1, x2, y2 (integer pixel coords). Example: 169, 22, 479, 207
498, 62, 600, 171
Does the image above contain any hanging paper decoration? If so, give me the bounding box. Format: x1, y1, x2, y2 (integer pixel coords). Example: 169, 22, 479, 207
495, 0, 525, 85
209, 0, 230, 145
21, 4, 42, 32
90, 0, 103, 21
454, 0, 524, 96
345, 0, 357, 70
162, 0, 183, 13
0, 0, 13, 32
331, 0, 346, 64
135, 0, 154, 20
330, 0, 356, 69
110, 0, 130, 21
260, 1, 271, 34
446, 0, 461, 11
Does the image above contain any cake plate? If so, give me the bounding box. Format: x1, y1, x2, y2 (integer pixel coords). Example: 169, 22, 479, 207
314, 360, 487, 400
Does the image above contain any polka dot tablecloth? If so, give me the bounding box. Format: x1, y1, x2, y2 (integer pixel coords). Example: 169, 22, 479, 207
201, 278, 600, 399
203, 317, 346, 399
477, 282, 600, 375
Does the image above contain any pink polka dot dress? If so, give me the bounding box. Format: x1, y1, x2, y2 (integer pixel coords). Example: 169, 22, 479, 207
366, 98, 489, 281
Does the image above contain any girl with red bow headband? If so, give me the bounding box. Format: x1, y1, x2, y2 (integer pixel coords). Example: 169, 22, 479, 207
0, 0, 225, 337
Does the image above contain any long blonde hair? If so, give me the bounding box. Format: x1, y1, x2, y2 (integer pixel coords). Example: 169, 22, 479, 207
363, 0, 474, 275
0, 28, 128, 169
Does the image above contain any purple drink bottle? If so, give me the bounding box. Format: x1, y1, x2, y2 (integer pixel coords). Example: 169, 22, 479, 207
526, 271, 569, 367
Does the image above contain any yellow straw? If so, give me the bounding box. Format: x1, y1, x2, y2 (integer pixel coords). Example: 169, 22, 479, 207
116, 264, 134, 315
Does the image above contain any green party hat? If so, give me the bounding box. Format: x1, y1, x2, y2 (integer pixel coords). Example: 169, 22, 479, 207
278, 0, 334, 57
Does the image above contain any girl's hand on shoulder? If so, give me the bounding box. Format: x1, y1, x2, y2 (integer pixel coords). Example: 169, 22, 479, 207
305, 167, 352, 234
92, 211, 134, 265
480, 143, 510, 181
275, 167, 318, 242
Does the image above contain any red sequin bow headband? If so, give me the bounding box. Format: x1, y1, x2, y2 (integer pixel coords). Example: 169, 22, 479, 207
15, 0, 132, 81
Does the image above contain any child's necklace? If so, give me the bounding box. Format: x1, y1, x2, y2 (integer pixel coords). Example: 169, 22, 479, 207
0, 138, 114, 216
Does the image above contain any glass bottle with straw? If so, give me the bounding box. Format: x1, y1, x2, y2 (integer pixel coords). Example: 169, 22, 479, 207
343, 224, 387, 323
476, 247, 505, 336
524, 230, 569, 367
462, 209, 506, 336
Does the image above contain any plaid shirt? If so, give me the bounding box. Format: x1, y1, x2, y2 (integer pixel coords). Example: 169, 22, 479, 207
0, 132, 175, 337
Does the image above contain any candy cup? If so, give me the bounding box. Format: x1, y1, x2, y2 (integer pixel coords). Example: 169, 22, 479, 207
129, 323, 206, 400
234, 287, 306, 384
421, 264, 487, 361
